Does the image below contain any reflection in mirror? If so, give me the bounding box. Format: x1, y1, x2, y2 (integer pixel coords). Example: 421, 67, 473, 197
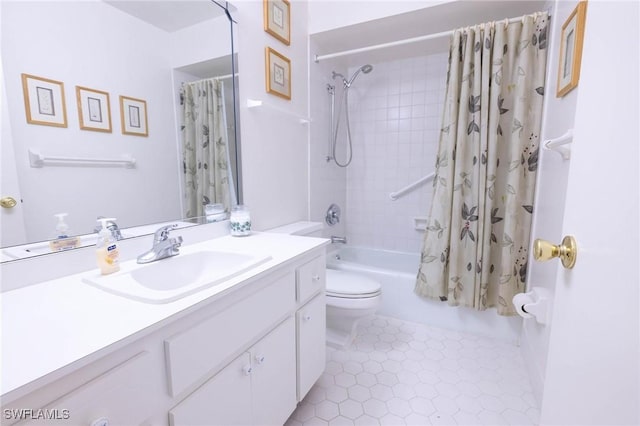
0, 0, 240, 262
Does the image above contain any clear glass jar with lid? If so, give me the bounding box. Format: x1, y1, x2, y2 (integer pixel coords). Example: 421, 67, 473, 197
229, 205, 251, 236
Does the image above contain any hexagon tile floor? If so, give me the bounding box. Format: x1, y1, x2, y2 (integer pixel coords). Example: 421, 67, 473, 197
285, 315, 539, 426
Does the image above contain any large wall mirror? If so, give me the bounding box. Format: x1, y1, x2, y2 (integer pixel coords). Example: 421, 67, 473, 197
0, 0, 240, 262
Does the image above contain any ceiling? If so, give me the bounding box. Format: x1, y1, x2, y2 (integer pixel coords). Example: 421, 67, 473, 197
103, 0, 229, 32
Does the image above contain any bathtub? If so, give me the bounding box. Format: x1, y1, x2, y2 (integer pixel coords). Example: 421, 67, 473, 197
327, 246, 522, 343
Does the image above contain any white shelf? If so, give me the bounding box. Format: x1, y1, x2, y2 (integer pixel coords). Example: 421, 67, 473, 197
246, 99, 311, 125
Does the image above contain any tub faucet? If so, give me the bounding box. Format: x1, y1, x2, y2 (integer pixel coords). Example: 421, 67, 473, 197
331, 235, 347, 244
94, 216, 123, 240
137, 224, 183, 264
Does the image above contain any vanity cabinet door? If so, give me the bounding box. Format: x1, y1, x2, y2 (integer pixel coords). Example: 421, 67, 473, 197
169, 353, 252, 426
250, 317, 297, 426
16, 352, 158, 426
296, 294, 326, 401
169, 318, 296, 426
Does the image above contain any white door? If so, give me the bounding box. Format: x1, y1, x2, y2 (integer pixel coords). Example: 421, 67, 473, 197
0, 67, 27, 247
540, 3, 639, 425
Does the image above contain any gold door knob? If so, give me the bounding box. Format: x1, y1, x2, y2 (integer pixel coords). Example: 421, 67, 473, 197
0, 196, 17, 209
533, 236, 577, 269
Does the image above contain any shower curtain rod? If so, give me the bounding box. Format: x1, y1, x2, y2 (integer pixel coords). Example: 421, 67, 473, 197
314, 14, 531, 62
182, 74, 238, 86
216, 73, 238, 80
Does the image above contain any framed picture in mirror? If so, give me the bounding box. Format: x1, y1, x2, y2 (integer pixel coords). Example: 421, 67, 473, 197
76, 86, 112, 132
21, 73, 68, 127
119, 95, 148, 136
265, 47, 291, 100
263, 0, 290, 45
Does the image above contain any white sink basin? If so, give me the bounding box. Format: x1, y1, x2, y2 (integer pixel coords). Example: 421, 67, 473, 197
82, 250, 272, 303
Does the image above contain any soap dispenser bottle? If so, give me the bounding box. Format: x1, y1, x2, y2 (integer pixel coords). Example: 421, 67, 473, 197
96, 217, 120, 275
49, 213, 81, 252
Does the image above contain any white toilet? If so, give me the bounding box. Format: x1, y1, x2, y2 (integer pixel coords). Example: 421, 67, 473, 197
325, 269, 381, 348
267, 221, 382, 348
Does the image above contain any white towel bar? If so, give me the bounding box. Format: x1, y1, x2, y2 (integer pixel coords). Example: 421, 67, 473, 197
28, 149, 136, 168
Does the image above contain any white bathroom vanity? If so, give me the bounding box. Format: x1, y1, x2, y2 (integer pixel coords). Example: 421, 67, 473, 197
1, 231, 328, 425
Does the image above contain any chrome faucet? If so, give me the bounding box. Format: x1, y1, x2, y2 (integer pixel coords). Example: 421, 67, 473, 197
331, 235, 347, 244
137, 224, 183, 264
94, 216, 123, 240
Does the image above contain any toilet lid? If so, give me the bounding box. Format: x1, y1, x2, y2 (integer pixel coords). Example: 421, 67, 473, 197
326, 269, 382, 298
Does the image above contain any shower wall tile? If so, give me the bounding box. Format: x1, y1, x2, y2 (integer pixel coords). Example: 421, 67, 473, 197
345, 52, 448, 253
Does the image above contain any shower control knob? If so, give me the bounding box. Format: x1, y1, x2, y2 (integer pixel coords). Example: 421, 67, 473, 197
255, 355, 265, 364
312, 275, 320, 281
304, 314, 312, 321
326, 204, 341, 226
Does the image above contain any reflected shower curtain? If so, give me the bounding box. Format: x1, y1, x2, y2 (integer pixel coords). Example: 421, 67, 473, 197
415, 13, 549, 315
181, 78, 234, 219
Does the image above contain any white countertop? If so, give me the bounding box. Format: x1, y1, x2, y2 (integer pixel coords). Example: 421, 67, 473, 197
0, 232, 328, 400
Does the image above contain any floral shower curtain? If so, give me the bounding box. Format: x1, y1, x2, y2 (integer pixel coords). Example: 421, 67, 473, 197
181, 78, 234, 219
415, 13, 549, 316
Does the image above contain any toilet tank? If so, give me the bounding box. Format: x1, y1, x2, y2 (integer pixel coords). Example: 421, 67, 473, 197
266, 221, 324, 237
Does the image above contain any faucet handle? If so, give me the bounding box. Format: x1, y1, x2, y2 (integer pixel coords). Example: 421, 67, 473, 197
154, 224, 178, 242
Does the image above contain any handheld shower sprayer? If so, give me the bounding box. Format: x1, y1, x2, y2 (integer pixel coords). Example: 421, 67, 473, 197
328, 64, 373, 167
346, 64, 373, 87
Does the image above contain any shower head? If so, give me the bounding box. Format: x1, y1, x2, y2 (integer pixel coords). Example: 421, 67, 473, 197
346, 64, 374, 87
332, 71, 345, 81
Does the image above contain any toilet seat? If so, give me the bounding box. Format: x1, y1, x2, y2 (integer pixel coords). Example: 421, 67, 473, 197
326, 269, 382, 299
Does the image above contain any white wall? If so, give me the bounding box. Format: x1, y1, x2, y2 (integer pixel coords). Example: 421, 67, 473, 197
235, 0, 310, 231
344, 53, 447, 252
520, 0, 578, 405
2, 1, 181, 241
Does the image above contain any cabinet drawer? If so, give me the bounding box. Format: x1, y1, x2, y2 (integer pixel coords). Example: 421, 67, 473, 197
297, 294, 326, 401
296, 255, 326, 304
18, 352, 155, 426
165, 272, 295, 397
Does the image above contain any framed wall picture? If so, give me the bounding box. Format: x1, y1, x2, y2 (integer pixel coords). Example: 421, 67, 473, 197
263, 0, 290, 45
556, 1, 588, 97
119, 95, 148, 136
21, 73, 68, 127
76, 86, 112, 132
265, 47, 291, 100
